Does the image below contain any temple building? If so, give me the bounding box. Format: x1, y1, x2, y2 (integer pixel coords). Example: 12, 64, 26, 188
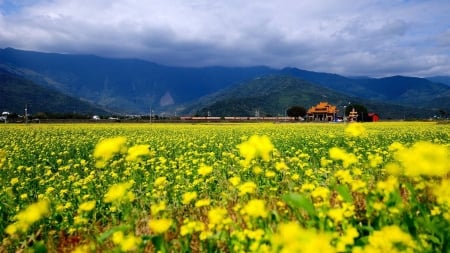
307, 102, 338, 121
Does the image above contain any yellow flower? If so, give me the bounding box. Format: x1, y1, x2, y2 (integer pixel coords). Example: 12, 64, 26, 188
0, 149, 6, 168
336, 226, 359, 251
433, 179, 450, 206
345, 123, 366, 137
366, 225, 416, 252
74, 215, 88, 225
271, 222, 336, 253
334, 169, 353, 184
389, 141, 405, 152
237, 135, 274, 166
240, 199, 268, 218
182, 191, 198, 205
148, 218, 172, 234
104, 181, 135, 203
112, 231, 141, 252
393, 141, 450, 177
275, 161, 289, 171
311, 186, 330, 200
229, 176, 241, 186
329, 147, 358, 168
126, 144, 151, 162
327, 208, 345, 223
94, 136, 127, 168
368, 153, 383, 168
154, 176, 168, 187
78, 200, 96, 212
376, 176, 398, 196
195, 198, 211, 207
180, 220, 205, 236
10, 177, 19, 185
151, 201, 166, 216
6, 199, 50, 235
208, 207, 229, 228
198, 164, 213, 176
238, 181, 257, 196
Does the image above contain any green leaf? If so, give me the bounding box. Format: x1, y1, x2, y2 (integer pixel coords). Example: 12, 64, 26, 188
151, 235, 167, 253
335, 184, 353, 202
282, 193, 316, 216
32, 241, 47, 253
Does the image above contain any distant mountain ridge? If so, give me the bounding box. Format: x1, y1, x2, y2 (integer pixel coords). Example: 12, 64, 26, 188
0, 69, 109, 115
184, 75, 437, 119
0, 48, 277, 113
426, 76, 450, 86
1, 47, 449, 118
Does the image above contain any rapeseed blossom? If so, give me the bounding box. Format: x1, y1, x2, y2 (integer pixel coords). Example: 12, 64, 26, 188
154, 176, 168, 188
94, 136, 127, 168
148, 218, 173, 234
0, 149, 6, 168
112, 231, 142, 252
180, 219, 205, 236
2, 122, 450, 251
78, 200, 96, 212
151, 201, 167, 216
195, 198, 211, 207
353, 225, 416, 253
208, 207, 231, 230
6, 199, 50, 235
237, 135, 274, 166
329, 147, 358, 168
345, 123, 366, 137
182, 191, 198, 205
433, 179, 450, 207
376, 176, 398, 197
271, 222, 336, 253
198, 164, 213, 176
240, 199, 268, 218
391, 141, 450, 177
238, 181, 257, 196
335, 226, 359, 251
104, 181, 135, 203
229, 176, 241, 186
126, 144, 151, 162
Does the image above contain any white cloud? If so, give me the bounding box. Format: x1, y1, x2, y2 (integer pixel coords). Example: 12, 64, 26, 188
0, 0, 449, 76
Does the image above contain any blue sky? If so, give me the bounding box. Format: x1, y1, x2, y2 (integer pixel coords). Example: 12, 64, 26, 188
1, 0, 449, 77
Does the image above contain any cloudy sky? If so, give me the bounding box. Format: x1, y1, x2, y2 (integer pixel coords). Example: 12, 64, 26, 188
1, 0, 449, 77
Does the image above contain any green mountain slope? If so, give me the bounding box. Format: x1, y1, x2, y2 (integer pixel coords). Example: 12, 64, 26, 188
183, 75, 436, 119
1, 48, 448, 118
0, 48, 277, 113
282, 68, 450, 111
0, 70, 109, 116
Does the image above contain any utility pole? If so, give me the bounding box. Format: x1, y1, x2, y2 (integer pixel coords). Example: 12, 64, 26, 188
24, 104, 28, 124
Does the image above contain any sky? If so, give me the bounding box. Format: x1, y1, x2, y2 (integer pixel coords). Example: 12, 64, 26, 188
1, 0, 450, 77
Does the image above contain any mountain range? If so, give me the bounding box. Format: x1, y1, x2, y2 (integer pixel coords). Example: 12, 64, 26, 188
1, 47, 449, 119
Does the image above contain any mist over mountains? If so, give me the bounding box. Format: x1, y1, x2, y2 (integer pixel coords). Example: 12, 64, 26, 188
1, 48, 449, 119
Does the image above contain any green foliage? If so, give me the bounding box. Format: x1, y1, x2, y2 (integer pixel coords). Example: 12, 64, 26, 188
345, 104, 369, 121
287, 106, 307, 119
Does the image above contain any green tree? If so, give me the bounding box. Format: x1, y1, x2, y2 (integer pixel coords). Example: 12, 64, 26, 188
287, 106, 307, 120
345, 104, 369, 122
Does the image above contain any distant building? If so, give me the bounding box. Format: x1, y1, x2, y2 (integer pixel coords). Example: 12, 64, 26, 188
348, 108, 358, 122
367, 113, 380, 122
307, 102, 338, 121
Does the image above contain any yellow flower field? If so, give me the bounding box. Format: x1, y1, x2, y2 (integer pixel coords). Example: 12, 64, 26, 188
0, 122, 449, 252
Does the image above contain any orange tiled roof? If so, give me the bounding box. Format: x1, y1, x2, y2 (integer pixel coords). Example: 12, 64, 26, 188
307, 102, 338, 114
